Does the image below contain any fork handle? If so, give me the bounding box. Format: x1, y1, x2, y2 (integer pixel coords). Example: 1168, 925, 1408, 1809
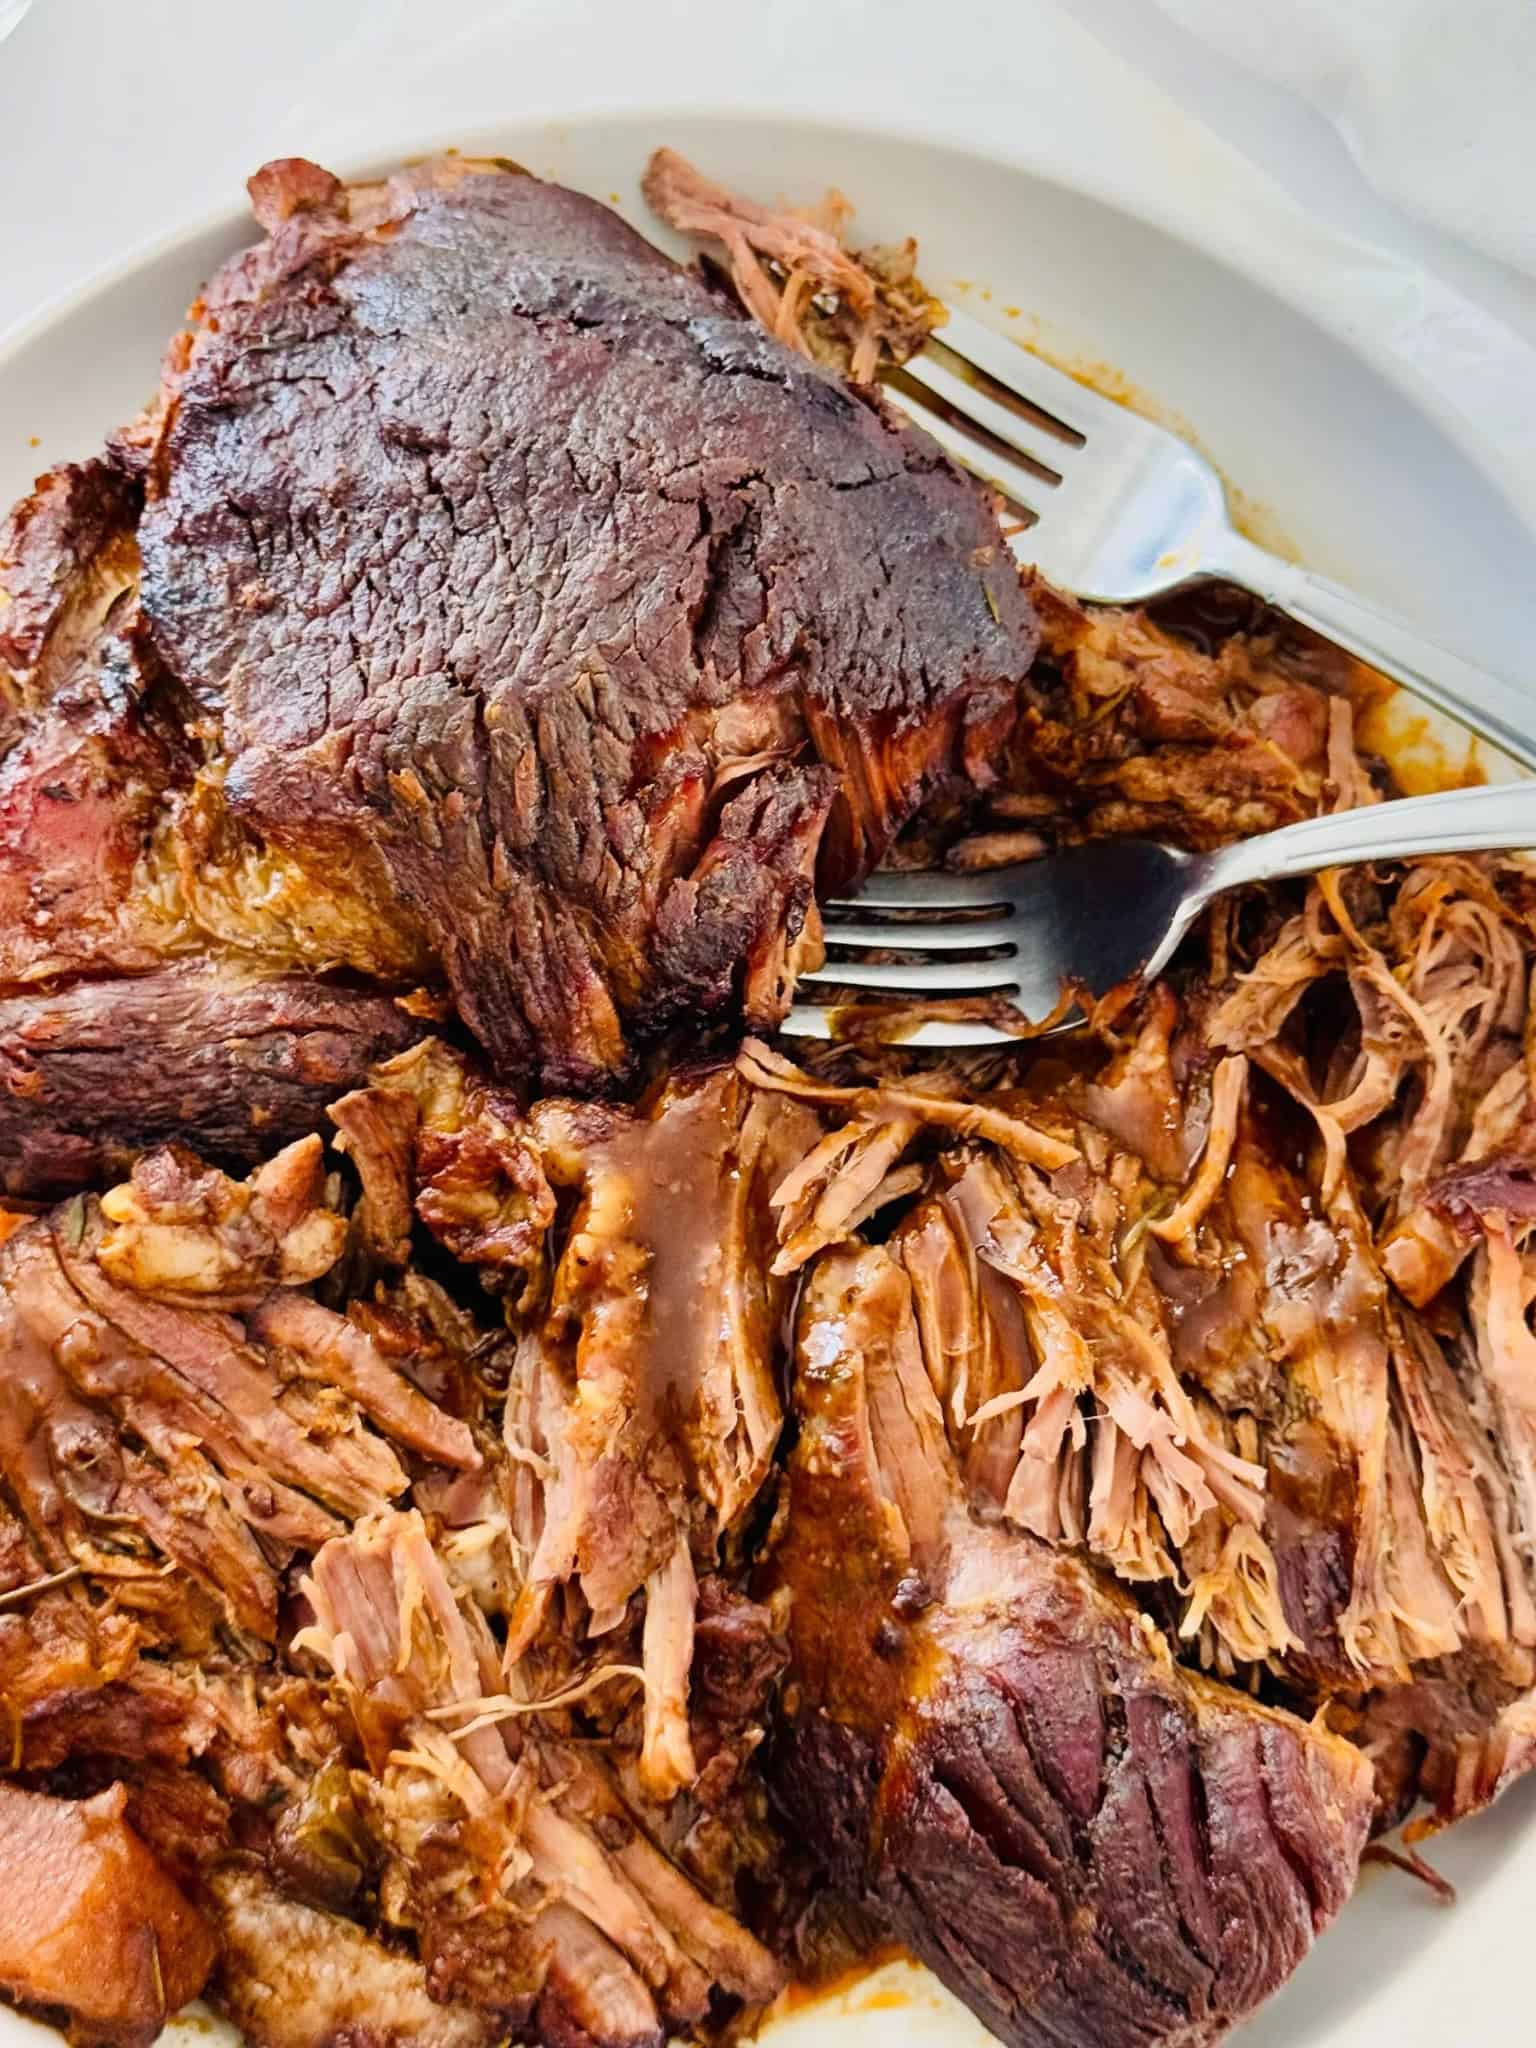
1208, 530, 1536, 775
1202, 779, 1536, 898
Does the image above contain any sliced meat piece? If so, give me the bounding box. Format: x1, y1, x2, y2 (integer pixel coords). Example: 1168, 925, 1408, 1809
0, 1780, 214, 2048
533, 1903, 665, 2048
209, 1866, 497, 2048
137, 155, 1037, 1087
328, 1083, 421, 1263
768, 1243, 1373, 2048
0, 965, 425, 1199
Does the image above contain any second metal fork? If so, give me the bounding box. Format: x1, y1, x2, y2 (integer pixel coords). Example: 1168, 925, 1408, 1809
882, 305, 1536, 774
784, 779, 1536, 1048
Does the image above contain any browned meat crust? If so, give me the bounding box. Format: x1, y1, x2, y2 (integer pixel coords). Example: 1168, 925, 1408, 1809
0, 460, 183, 992
133, 155, 1036, 1088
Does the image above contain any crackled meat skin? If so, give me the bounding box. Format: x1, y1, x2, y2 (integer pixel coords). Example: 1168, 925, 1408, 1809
768, 1246, 1373, 2048
137, 156, 1038, 1087
0, 1781, 215, 2048
0, 966, 425, 1197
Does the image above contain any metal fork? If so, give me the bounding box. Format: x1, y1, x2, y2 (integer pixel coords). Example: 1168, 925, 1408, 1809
879, 305, 1536, 774
782, 780, 1536, 1048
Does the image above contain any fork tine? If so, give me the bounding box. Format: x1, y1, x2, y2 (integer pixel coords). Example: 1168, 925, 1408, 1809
900, 350, 1069, 482
821, 916, 1019, 951
779, 1004, 1030, 1049
934, 307, 1115, 441
880, 384, 1045, 521
799, 958, 1021, 994
825, 868, 1020, 911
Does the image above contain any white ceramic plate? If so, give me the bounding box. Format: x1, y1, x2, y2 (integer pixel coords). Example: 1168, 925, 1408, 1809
1, 111, 1533, 2048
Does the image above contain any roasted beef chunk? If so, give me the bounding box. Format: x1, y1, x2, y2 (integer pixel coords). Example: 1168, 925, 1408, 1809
130, 154, 1037, 1088
0, 1781, 215, 2048
0, 459, 430, 1199
0, 967, 424, 1197
768, 1244, 1373, 2048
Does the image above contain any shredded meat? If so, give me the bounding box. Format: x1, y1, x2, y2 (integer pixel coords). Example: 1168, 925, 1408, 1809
642, 147, 941, 380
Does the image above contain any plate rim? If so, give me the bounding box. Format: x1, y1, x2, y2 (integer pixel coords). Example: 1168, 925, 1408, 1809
1, 103, 1532, 549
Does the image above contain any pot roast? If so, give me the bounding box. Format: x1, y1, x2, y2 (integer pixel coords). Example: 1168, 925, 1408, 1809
1, 147, 1035, 1170
2, 146, 1534, 2048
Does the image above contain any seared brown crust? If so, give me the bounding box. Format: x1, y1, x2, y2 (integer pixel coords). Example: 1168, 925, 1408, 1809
0, 459, 141, 692
137, 158, 1037, 1087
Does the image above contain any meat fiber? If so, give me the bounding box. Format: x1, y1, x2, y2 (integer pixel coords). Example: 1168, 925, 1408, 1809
132, 154, 1038, 1089
768, 1244, 1374, 2048
342, 1043, 820, 1759
0, 1139, 487, 1658
294, 1507, 784, 2046
642, 147, 941, 380
0, 1781, 215, 2048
